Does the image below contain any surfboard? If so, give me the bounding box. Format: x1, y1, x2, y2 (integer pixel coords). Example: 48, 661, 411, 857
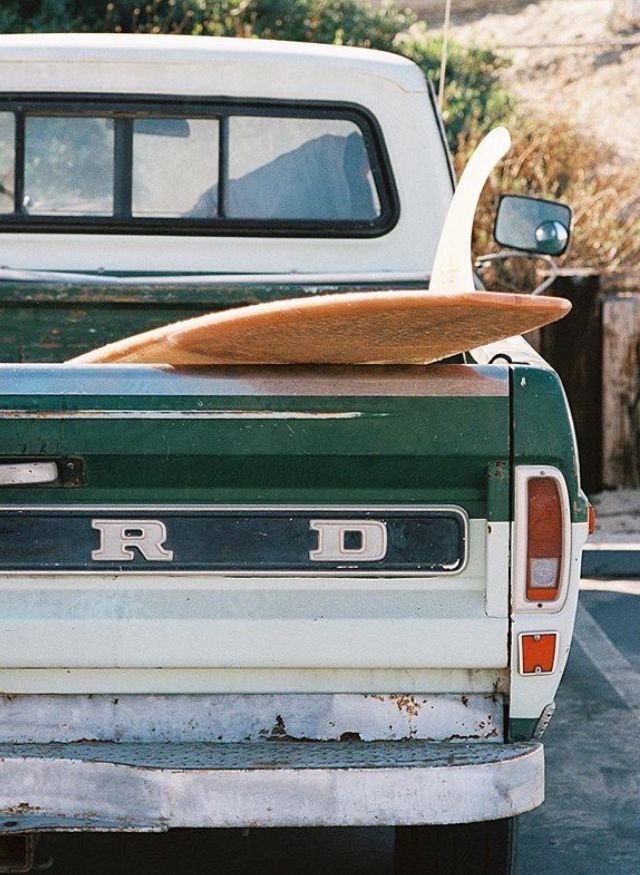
70, 126, 571, 366
70, 289, 570, 365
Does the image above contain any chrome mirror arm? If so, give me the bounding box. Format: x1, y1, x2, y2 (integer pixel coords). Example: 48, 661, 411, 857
474, 250, 558, 296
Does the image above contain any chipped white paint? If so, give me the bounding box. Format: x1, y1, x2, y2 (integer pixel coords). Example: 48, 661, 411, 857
0, 693, 503, 744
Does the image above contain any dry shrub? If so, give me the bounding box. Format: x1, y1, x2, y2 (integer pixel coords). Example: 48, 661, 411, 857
454, 115, 640, 293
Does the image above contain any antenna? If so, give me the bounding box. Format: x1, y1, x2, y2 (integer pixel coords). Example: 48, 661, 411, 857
438, 0, 453, 109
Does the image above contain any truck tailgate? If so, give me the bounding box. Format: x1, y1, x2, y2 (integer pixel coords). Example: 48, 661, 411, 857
0, 363, 511, 686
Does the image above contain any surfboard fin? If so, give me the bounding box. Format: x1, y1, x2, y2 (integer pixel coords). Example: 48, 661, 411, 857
429, 126, 511, 294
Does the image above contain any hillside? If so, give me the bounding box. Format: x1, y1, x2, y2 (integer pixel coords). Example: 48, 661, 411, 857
431, 0, 640, 163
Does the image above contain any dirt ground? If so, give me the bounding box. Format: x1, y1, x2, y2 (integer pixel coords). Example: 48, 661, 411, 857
425, 0, 640, 163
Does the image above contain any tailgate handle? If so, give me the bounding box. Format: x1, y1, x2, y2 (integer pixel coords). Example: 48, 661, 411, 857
0, 462, 58, 485
0, 458, 84, 487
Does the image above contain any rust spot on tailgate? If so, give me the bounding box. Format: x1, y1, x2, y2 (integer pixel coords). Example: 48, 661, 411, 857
388, 695, 422, 718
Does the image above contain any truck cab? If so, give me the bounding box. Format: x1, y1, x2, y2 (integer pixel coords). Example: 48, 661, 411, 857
0, 33, 588, 875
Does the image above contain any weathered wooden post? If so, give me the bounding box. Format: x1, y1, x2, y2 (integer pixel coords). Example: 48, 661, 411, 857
601, 292, 640, 487
539, 271, 603, 492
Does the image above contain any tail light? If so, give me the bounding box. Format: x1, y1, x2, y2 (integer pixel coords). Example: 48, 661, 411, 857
526, 477, 563, 601
514, 466, 571, 612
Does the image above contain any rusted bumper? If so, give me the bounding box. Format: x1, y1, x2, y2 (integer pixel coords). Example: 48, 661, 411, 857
0, 740, 544, 832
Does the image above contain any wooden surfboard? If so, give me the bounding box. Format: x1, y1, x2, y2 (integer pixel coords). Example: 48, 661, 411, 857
70, 289, 571, 365
70, 127, 571, 367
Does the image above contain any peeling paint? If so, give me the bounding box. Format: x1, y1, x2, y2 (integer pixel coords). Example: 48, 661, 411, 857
5, 802, 41, 814
0, 693, 504, 744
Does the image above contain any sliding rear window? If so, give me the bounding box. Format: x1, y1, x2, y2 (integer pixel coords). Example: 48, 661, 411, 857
0, 98, 398, 237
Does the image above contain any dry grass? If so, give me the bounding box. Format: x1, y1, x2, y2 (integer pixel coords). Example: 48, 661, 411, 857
455, 115, 640, 293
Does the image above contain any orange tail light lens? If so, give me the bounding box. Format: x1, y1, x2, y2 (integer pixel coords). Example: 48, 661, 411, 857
520, 632, 558, 674
526, 477, 564, 602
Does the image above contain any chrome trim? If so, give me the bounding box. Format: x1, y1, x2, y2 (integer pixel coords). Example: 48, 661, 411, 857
0, 504, 470, 578
0, 410, 369, 420
0, 462, 57, 486
532, 702, 556, 739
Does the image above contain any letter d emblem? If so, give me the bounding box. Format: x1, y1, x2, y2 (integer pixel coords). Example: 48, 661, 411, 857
309, 520, 387, 562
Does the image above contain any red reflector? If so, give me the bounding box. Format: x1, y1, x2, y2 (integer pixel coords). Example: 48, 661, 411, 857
588, 503, 597, 536
520, 633, 557, 674
526, 477, 563, 602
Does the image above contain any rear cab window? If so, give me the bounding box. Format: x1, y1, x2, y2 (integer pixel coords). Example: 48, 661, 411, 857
0, 98, 398, 237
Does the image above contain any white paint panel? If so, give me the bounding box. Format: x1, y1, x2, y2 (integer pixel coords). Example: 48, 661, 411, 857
509, 521, 588, 719
485, 520, 510, 618
0, 35, 427, 94
0, 615, 506, 669
0, 36, 452, 275
0, 668, 509, 695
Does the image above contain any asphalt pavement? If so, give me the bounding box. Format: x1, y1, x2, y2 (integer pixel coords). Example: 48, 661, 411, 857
516, 583, 640, 875
29, 582, 640, 874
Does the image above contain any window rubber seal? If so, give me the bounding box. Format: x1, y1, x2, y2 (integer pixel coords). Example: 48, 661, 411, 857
0, 93, 400, 239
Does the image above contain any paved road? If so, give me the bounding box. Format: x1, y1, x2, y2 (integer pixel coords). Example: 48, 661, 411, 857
516, 584, 640, 875
33, 585, 640, 874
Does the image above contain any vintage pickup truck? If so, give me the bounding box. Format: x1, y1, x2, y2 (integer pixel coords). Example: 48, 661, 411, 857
0, 33, 588, 874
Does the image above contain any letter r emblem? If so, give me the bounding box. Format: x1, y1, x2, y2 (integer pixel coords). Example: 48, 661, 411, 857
91, 519, 174, 562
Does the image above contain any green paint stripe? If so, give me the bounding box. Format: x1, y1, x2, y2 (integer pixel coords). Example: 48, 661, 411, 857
511, 366, 588, 524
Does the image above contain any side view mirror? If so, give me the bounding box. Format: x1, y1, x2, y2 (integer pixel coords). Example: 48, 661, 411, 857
494, 194, 572, 256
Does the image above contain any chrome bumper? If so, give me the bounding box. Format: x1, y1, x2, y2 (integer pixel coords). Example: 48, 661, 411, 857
0, 740, 544, 832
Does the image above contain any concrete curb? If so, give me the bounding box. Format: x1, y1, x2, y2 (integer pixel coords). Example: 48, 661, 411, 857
582, 544, 640, 579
